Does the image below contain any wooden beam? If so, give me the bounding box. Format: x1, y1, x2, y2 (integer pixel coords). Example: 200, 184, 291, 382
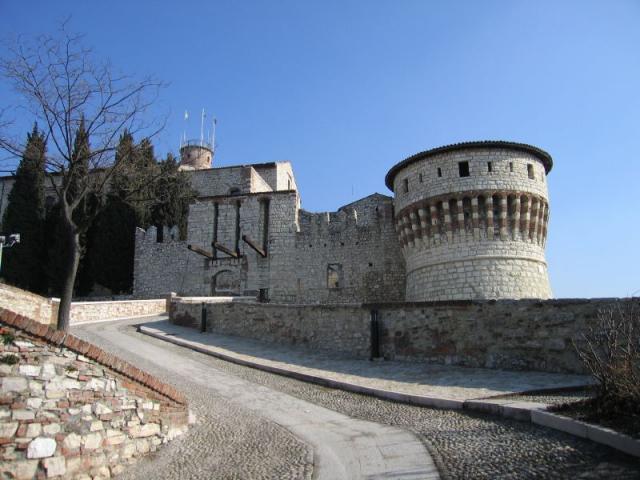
213, 241, 239, 259
187, 244, 214, 259
242, 235, 267, 258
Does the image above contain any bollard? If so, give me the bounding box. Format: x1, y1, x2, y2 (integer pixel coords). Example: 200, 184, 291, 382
201, 303, 207, 333
370, 309, 380, 360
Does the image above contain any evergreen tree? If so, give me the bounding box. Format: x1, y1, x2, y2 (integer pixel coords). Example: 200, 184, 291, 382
83, 134, 158, 293
151, 153, 195, 240
45, 119, 98, 297
1, 124, 47, 293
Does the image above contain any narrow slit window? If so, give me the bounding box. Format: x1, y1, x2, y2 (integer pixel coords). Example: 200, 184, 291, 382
509, 162, 514, 172
487, 161, 492, 173
419, 173, 423, 183
437, 167, 442, 178
458, 161, 470, 177
403, 178, 409, 193
527, 164, 535, 179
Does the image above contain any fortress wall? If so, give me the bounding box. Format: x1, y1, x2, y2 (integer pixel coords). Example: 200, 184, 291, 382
170, 296, 639, 374
276, 194, 405, 304
132, 227, 196, 298
171, 298, 370, 356
374, 298, 640, 373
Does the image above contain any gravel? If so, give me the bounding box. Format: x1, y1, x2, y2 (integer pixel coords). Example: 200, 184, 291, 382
75, 321, 640, 480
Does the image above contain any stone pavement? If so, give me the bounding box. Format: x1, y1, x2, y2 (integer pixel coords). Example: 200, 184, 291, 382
139, 317, 591, 404
73, 318, 438, 480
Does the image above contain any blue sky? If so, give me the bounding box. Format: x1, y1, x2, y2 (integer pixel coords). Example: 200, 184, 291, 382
1, 0, 639, 298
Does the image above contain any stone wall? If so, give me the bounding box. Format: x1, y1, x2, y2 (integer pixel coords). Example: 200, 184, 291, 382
0, 308, 188, 479
373, 298, 640, 373
0, 283, 166, 326
66, 299, 166, 325
0, 284, 57, 326
285, 194, 405, 304
169, 295, 640, 374
170, 297, 371, 357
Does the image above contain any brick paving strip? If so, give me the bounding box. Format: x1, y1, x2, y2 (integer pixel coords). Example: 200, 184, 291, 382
73, 317, 439, 480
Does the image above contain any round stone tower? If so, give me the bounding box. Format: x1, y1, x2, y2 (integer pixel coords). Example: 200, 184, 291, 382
385, 141, 553, 301
179, 141, 213, 171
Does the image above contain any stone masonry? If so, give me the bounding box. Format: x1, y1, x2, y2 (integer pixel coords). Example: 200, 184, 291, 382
0, 308, 188, 479
133, 140, 553, 303
169, 295, 640, 374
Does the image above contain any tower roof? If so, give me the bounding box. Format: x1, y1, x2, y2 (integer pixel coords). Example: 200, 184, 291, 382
385, 140, 553, 191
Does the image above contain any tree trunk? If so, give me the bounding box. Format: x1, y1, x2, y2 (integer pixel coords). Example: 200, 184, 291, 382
56, 213, 81, 331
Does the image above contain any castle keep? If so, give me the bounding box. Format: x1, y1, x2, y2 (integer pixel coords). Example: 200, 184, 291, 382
133, 141, 553, 302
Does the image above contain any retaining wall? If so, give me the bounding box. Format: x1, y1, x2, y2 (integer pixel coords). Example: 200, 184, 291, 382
0, 283, 166, 326
0, 308, 188, 479
169, 295, 640, 374
170, 296, 371, 357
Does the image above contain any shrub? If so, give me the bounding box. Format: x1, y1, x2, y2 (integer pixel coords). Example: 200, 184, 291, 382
0, 354, 19, 365
573, 301, 640, 406
1, 332, 15, 345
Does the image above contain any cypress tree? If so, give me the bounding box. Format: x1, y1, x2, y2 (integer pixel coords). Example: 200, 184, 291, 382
1, 124, 47, 293
45, 119, 97, 297
152, 153, 195, 240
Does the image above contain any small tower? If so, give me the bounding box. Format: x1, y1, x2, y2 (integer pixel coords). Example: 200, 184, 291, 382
386, 141, 553, 301
179, 109, 216, 171
179, 141, 213, 170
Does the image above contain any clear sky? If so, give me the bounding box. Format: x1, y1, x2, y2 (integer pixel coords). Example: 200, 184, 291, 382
1, 0, 639, 298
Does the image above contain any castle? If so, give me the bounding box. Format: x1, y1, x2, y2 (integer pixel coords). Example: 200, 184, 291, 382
133, 140, 553, 303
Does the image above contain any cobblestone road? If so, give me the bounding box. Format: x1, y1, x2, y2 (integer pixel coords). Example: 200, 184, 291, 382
74, 319, 640, 480
73, 319, 435, 480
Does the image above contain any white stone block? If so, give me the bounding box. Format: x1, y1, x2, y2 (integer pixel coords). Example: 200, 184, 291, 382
19, 365, 40, 377
26, 437, 56, 458
1, 377, 28, 393
43, 456, 66, 477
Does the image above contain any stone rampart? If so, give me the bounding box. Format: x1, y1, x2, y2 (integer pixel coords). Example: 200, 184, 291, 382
0, 308, 188, 479
169, 295, 640, 374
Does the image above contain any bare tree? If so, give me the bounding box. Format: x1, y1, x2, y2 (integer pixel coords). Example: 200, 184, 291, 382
573, 301, 640, 403
0, 24, 165, 330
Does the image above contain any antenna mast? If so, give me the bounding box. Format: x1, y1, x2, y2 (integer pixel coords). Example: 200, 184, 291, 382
200, 108, 205, 147
212, 118, 217, 153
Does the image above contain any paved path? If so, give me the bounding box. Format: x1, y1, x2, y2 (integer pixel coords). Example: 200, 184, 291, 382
73, 318, 438, 480
140, 318, 590, 403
